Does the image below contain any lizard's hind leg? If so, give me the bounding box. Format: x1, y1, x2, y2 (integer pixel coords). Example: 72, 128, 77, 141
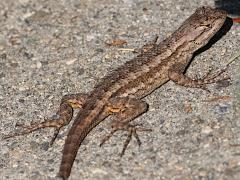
3, 93, 88, 145
100, 97, 152, 156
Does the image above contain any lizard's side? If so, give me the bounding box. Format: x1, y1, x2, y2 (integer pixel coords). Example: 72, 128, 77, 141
4, 7, 228, 180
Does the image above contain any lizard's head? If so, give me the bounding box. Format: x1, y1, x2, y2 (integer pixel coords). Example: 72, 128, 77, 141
174, 6, 227, 49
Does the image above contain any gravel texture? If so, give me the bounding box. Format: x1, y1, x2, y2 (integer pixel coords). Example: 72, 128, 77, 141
0, 0, 240, 180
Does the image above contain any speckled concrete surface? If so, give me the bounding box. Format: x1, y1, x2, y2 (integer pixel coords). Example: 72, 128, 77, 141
0, 0, 240, 180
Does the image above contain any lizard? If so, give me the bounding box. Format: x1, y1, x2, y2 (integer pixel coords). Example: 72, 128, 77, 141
3, 6, 229, 180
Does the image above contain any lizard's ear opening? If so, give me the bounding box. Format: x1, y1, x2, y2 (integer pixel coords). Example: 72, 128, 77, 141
204, 23, 212, 28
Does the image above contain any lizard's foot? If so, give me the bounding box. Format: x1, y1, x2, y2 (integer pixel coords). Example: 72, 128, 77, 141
200, 67, 230, 84
3, 116, 66, 145
100, 97, 151, 156
169, 62, 230, 90
190, 68, 225, 92
100, 122, 152, 157
197, 67, 230, 92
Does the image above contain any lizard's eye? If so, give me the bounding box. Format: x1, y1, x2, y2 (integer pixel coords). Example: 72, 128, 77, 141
205, 24, 211, 28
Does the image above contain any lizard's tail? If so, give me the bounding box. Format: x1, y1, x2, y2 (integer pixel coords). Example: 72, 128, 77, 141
57, 121, 88, 179
57, 105, 106, 179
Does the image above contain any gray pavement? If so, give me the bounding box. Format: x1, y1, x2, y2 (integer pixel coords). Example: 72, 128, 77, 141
0, 0, 240, 180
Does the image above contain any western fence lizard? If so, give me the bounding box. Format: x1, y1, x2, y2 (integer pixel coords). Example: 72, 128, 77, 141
3, 6, 229, 179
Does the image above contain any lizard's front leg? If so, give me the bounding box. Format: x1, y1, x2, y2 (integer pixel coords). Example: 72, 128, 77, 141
3, 93, 88, 145
168, 62, 229, 90
100, 97, 152, 156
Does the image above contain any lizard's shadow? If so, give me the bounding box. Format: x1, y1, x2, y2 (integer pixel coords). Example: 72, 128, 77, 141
187, 17, 233, 69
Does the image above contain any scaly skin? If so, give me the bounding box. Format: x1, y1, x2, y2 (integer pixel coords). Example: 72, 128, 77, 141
3, 7, 228, 180
58, 7, 227, 179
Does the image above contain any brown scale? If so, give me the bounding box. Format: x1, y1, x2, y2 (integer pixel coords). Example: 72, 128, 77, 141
3, 7, 230, 180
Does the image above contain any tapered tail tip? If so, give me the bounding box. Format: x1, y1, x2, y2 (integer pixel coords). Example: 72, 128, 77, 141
56, 174, 67, 180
